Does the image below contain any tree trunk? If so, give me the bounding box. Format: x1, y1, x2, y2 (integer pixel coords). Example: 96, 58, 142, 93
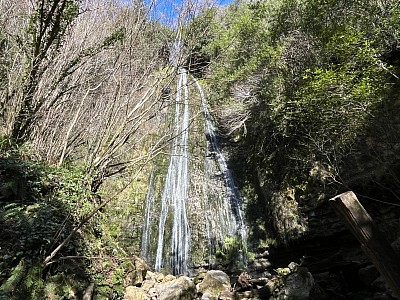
330, 191, 400, 298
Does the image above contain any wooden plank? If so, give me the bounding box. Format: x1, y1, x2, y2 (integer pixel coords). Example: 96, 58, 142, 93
330, 191, 400, 298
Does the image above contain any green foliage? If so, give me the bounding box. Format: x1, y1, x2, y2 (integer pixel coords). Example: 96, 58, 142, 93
0, 143, 98, 298
215, 235, 247, 270
0, 259, 52, 299
1, 259, 28, 294
199, 2, 275, 99
201, 0, 400, 245
184, 7, 218, 75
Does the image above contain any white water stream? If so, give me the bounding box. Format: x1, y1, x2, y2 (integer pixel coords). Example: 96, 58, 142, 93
141, 165, 156, 262
142, 67, 247, 275
154, 68, 190, 275
192, 76, 247, 262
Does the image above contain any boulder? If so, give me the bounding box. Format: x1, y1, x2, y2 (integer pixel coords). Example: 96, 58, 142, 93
358, 265, 379, 286
124, 256, 149, 287
124, 270, 146, 287
148, 287, 158, 299
250, 277, 269, 286
141, 278, 156, 291
123, 286, 147, 300
281, 268, 314, 300
145, 270, 156, 280
133, 256, 149, 271
156, 272, 165, 282
155, 276, 196, 300
198, 270, 232, 298
265, 279, 279, 294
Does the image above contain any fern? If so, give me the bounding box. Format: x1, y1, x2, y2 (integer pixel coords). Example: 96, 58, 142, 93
0, 259, 27, 294
0, 260, 45, 299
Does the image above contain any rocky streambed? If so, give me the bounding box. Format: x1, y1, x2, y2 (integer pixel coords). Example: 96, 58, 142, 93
123, 259, 317, 300
121, 253, 397, 300
121, 198, 400, 300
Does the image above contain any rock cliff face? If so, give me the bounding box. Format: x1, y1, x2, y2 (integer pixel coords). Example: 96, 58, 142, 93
136, 133, 400, 299
266, 197, 400, 299
213, 108, 400, 298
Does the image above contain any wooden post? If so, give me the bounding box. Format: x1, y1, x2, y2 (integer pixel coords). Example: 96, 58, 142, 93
330, 191, 400, 298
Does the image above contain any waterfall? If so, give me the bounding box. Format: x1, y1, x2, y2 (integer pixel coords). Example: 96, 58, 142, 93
170, 68, 190, 275
192, 76, 247, 261
154, 68, 190, 275
141, 165, 156, 262
141, 67, 247, 275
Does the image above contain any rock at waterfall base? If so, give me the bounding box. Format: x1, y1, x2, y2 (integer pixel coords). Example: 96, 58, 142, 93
281, 268, 314, 300
155, 276, 196, 300
123, 286, 147, 300
198, 270, 232, 298
124, 256, 149, 287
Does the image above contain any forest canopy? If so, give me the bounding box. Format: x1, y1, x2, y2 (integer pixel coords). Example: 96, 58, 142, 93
192, 0, 400, 243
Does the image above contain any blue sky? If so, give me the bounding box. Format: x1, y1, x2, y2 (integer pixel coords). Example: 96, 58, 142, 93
144, 0, 233, 24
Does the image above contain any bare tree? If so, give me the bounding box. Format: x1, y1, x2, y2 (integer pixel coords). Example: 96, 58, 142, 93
0, 0, 179, 190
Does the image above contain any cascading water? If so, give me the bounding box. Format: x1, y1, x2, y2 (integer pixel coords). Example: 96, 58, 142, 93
141, 66, 247, 275
154, 68, 191, 275
141, 165, 156, 262
192, 76, 247, 262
